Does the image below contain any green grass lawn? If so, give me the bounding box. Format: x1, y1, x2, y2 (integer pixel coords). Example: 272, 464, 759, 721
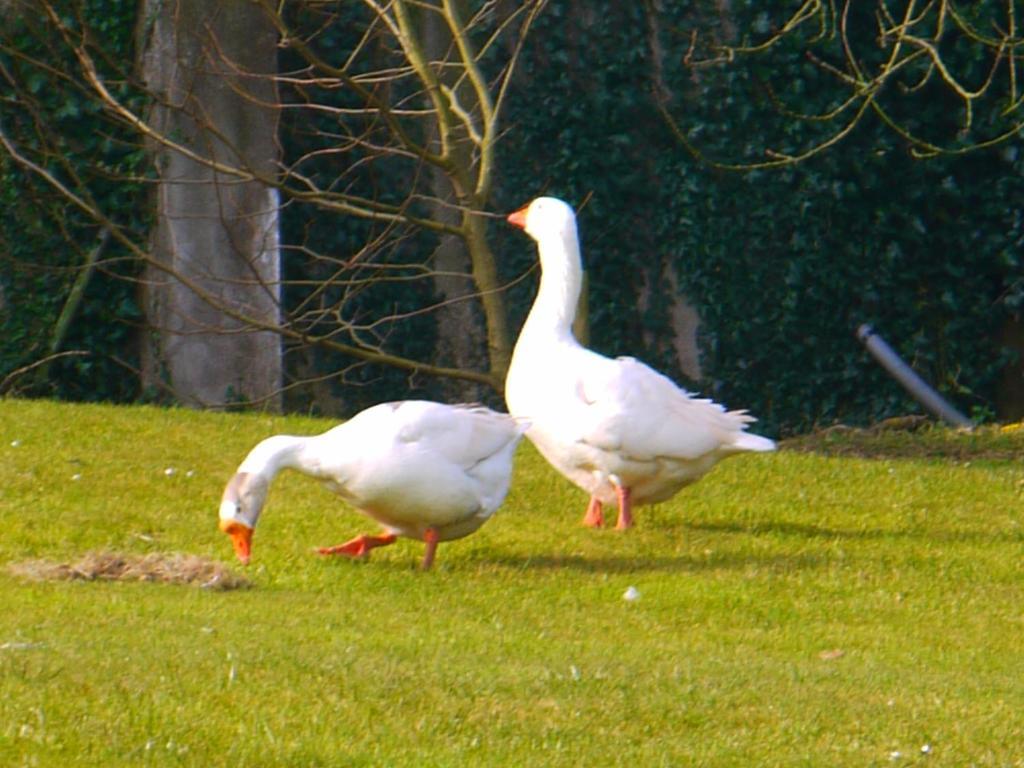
1, 399, 1022, 766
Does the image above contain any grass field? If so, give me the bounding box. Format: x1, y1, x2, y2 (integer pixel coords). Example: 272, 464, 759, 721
1, 398, 1023, 766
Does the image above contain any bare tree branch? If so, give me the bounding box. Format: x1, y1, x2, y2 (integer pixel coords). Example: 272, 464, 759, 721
2, 0, 552, 408
657, 1, 1024, 168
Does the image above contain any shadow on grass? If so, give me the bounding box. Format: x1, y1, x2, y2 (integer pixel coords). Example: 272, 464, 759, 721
484, 550, 824, 575
688, 519, 1024, 545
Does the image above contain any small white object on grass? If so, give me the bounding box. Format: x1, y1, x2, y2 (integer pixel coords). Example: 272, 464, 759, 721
71, 473, 82, 481
200, 573, 222, 589
623, 586, 640, 602
164, 467, 177, 477
920, 744, 932, 755
1, 641, 45, 651
10, 440, 20, 447
889, 751, 902, 761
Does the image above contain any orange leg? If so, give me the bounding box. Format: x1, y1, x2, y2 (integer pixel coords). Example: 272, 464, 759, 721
582, 496, 604, 527
317, 532, 397, 559
614, 485, 633, 530
421, 527, 439, 570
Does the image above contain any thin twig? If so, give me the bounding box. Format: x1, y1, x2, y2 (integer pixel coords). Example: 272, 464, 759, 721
0, 351, 90, 395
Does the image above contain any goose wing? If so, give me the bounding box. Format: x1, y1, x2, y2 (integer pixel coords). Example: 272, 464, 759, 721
573, 355, 765, 461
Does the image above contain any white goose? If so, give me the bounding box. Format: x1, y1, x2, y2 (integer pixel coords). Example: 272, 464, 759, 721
505, 196, 774, 530
218, 401, 527, 569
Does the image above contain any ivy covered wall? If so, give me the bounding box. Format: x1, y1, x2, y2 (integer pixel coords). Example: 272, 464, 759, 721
3, 2, 1021, 434
494, 2, 1024, 435
0, 2, 146, 402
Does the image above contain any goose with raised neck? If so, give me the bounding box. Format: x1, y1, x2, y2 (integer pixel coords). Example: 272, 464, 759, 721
504, 196, 775, 530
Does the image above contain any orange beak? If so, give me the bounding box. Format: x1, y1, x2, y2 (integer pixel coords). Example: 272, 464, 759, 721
219, 519, 253, 565
506, 205, 529, 229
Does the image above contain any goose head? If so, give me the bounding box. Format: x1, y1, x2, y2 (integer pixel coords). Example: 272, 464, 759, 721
218, 472, 270, 564
507, 197, 577, 243
507, 196, 584, 335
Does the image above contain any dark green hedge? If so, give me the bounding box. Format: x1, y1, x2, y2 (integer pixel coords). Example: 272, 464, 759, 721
495, 2, 1023, 435
3, 2, 1021, 434
0, 2, 146, 401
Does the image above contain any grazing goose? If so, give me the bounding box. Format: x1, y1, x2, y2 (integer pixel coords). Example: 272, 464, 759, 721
218, 401, 527, 569
504, 196, 774, 530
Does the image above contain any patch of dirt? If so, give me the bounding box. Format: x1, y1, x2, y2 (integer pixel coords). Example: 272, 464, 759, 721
781, 417, 1024, 462
7, 551, 250, 590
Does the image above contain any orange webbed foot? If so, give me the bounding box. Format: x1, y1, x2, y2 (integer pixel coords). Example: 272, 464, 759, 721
317, 532, 397, 559
582, 496, 604, 528
614, 485, 633, 530
421, 528, 439, 570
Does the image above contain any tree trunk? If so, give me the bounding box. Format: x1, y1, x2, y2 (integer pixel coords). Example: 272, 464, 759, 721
997, 314, 1024, 421
427, 164, 489, 402
138, 0, 281, 409
421, 5, 492, 401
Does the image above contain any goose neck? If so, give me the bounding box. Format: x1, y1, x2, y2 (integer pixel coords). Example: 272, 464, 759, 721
238, 435, 308, 480
527, 229, 584, 337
